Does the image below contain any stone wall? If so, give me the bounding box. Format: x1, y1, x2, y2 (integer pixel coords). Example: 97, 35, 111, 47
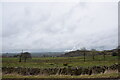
2, 64, 119, 76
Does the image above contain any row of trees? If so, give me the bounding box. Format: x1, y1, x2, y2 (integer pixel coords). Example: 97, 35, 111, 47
81, 48, 97, 62
18, 48, 118, 62
80, 47, 118, 62
10, 46, 118, 62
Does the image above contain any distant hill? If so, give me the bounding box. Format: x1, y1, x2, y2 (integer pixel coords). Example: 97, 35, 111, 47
31, 52, 65, 57
60, 49, 118, 57
60, 50, 91, 57
2, 48, 118, 58
2, 52, 65, 57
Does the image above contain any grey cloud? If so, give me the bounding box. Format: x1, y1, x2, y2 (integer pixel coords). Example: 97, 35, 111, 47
2, 2, 118, 52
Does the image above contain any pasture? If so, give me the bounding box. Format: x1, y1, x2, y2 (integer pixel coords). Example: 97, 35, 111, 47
3, 55, 118, 68
2, 55, 119, 78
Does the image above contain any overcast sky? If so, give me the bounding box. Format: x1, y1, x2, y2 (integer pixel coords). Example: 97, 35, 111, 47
2, 2, 118, 53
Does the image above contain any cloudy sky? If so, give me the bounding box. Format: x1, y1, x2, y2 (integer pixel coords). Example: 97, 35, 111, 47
2, 2, 118, 53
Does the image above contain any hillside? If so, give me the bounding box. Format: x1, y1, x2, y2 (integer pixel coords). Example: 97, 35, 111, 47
61, 49, 118, 57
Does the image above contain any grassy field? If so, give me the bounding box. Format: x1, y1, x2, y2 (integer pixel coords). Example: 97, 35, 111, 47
2, 55, 119, 78
2, 55, 118, 68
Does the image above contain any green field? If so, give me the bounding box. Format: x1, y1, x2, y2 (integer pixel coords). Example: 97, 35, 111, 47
2, 55, 119, 78
3, 55, 118, 68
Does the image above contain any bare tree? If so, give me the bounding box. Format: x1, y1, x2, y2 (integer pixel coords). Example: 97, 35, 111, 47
91, 49, 96, 61
81, 47, 87, 62
102, 50, 106, 61
19, 52, 32, 62
100, 46, 106, 61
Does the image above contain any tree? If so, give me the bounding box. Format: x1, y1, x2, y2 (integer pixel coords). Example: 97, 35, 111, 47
19, 52, 32, 62
100, 46, 106, 61
81, 47, 87, 62
102, 50, 106, 61
91, 49, 96, 61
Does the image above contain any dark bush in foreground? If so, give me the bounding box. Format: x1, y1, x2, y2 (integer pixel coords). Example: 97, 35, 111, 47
63, 63, 68, 66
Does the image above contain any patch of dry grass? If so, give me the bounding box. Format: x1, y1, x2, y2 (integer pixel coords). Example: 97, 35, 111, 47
2, 70, 119, 78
